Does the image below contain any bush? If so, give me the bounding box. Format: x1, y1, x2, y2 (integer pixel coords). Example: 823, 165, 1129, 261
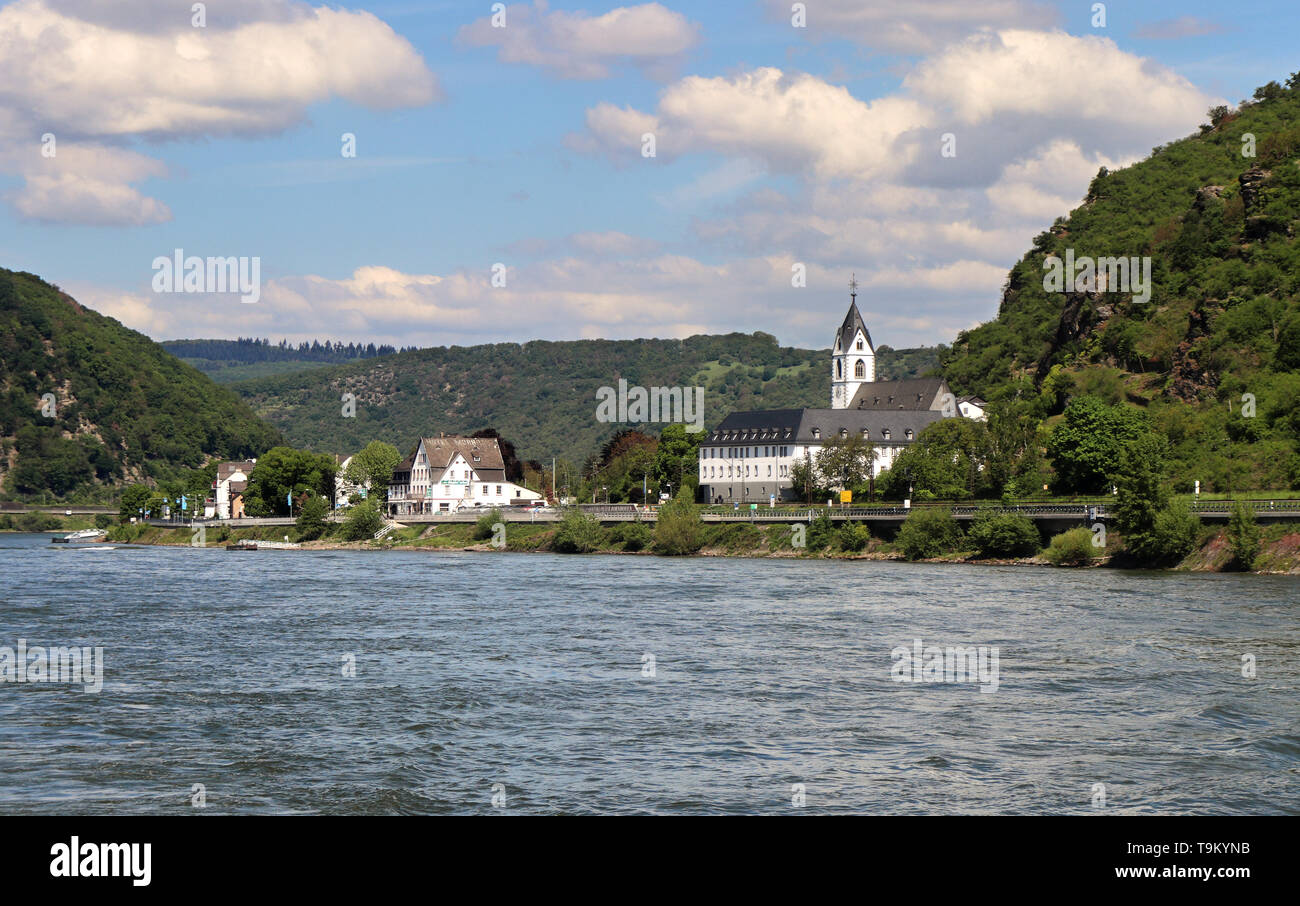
473, 508, 503, 541
1149, 501, 1202, 563
839, 522, 871, 552
654, 498, 702, 555
16, 511, 60, 532
1045, 527, 1099, 566
806, 512, 835, 550
295, 495, 329, 541
339, 499, 383, 542
552, 509, 605, 553
93, 513, 113, 530
609, 521, 652, 552
896, 507, 962, 560
967, 511, 1041, 558
1226, 502, 1261, 571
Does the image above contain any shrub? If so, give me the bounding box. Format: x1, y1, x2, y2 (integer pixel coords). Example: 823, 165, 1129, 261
806, 512, 835, 550
15, 511, 60, 532
93, 513, 114, 530
1226, 502, 1261, 571
1045, 527, 1099, 566
1149, 500, 1202, 563
609, 521, 652, 552
654, 498, 702, 555
839, 522, 871, 552
295, 495, 329, 541
967, 511, 1041, 558
473, 508, 503, 541
339, 499, 383, 542
552, 509, 605, 553
896, 507, 962, 560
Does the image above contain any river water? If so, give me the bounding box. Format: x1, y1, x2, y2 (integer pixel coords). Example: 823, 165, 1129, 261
0, 532, 1296, 814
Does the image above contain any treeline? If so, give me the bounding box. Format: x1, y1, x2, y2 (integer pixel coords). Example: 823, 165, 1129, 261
161, 337, 415, 364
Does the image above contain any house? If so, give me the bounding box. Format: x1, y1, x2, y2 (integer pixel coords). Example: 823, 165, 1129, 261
957, 396, 988, 421
214, 460, 256, 519
388, 435, 542, 516
697, 280, 980, 503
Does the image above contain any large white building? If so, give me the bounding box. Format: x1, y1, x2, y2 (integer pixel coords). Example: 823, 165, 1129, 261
388, 435, 542, 516
697, 286, 978, 503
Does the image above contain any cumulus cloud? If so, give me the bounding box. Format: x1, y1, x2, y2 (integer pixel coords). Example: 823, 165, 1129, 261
0, 0, 438, 224
765, 0, 1059, 53
458, 1, 699, 80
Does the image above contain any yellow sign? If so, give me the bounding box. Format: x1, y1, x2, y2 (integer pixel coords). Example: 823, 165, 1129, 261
840, 490, 852, 504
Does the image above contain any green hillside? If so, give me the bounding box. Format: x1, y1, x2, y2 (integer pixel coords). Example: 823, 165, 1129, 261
0, 269, 282, 500
231, 334, 940, 464
942, 75, 1300, 490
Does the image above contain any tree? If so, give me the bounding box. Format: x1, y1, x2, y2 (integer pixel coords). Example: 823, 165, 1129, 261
879, 419, 991, 500
119, 484, 153, 522
896, 507, 962, 560
1112, 432, 1170, 556
653, 423, 701, 500
243, 447, 337, 516
815, 435, 875, 492
552, 509, 605, 553
339, 498, 383, 542
967, 511, 1041, 558
789, 454, 821, 503
1048, 397, 1150, 494
343, 441, 401, 504
296, 495, 328, 541
653, 496, 702, 555
1226, 502, 1261, 571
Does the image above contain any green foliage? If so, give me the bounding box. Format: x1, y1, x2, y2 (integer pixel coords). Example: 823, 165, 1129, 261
339, 498, 383, 542
815, 435, 875, 491
15, 511, 60, 532
806, 512, 835, 550
653, 497, 703, 555
1226, 501, 1262, 570
552, 509, 605, 553
839, 521, 871, 552
473, 509, 503, 541
119, 484, 153, 522
1044, 527, 1099, 566
1112, 433, 1190, 561
967, 511, 1042, 558
896, 507, 962, 560
1048, 398, 1151, 494
609, 521, 652, 551
93, 513, 113, 530
0, 269, 280, 499
1148, 500, 1203, 563
879, 418, 993, 499
343, 441, 401, 503
244, 447, 337, 516
295, 495, 329, 541
653, 423, 702, 501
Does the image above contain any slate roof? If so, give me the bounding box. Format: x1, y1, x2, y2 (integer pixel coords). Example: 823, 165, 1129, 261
704, 408, 944, 445
836, 300, 874, 354
217, 460, 256, 482
847, 377, 949, 411
395, 435, 508, 483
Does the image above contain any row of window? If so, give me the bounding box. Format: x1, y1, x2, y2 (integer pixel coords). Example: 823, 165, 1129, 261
701, 464, 789, 479
703, 446, 792, 459
834, 359, 869, 379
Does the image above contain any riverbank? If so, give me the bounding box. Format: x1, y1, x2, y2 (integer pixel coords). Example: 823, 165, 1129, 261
64, 517, 1300, 574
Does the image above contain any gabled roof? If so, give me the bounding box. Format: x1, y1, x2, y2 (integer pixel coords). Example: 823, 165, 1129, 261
394, 435, 508, 483
847, 377, 949, 411
836, 300, 873, 353
217, 460, 256, 482
704, 408, 944, 446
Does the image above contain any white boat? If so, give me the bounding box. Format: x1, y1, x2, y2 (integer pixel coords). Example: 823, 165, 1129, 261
51, 528, 107, 544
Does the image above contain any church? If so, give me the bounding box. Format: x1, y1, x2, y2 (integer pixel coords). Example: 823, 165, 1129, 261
696, 280, 984, 504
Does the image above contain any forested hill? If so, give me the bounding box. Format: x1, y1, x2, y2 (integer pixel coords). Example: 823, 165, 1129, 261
943, 76, 1300, 408
161, 337, 419, 383
0, 269, 281, 500
231, 334, 942, 464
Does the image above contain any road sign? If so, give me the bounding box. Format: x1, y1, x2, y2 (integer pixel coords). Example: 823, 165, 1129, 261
840, 490, 852, 504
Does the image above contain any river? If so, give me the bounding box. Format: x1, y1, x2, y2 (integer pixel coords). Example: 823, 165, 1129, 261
0, 532, 1296, 814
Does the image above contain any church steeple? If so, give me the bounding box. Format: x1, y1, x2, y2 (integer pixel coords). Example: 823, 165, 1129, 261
831, 274, 875, 409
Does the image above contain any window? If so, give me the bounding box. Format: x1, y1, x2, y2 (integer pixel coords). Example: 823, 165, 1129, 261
856, 338, 863, 350
767, 465, 772, 476
882, 429, 891, 440
836, 360, 843, 378
812, 428, 820, 440
840, 428, 848, 438
482, 485, 488, 494
905, 430, 914, 440
496, 485, 502, 495
862, 428, 869, 439
854, 360, 865, 379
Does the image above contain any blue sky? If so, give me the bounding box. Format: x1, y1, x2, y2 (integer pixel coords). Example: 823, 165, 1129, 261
0, 0, 1295, 350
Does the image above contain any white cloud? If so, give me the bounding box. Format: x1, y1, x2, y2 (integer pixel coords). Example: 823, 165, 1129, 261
765, 0, 1058, 53
458, 1, 699, 80
0, 0, 438, 224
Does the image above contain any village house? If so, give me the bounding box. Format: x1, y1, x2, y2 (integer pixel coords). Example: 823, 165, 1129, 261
388, 435, 542, 516
697, 281, 982, 504
213, 459, 255, 519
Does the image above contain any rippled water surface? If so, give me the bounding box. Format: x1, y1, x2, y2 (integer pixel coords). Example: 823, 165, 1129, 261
1, 532, 1297, 814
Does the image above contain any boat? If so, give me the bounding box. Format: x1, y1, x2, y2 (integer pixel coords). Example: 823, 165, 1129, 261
51, 528, 107, 544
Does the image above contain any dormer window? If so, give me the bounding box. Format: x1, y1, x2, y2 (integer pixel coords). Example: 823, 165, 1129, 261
882, 429, 891, 440
862, 428, 869, 439
839, 428, 848, 438
812, 428, 821, 440
905, 429, 914, 440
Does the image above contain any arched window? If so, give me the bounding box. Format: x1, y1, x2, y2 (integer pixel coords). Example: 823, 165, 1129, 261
856, 338, 864, 350
812, 428, 821, 440
835, 360, 842, 378
854, 360, 865, 379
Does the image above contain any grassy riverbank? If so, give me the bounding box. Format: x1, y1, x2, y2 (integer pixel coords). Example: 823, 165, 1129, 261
70, 515, 1300, 574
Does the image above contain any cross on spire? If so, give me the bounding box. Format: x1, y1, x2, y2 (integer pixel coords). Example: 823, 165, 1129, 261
848, 273, 858, 303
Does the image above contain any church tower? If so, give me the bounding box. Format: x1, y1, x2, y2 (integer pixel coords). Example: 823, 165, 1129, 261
831, 275, 875, 409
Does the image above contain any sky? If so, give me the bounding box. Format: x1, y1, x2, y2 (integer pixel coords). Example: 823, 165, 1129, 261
0, 0, 1295, 351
